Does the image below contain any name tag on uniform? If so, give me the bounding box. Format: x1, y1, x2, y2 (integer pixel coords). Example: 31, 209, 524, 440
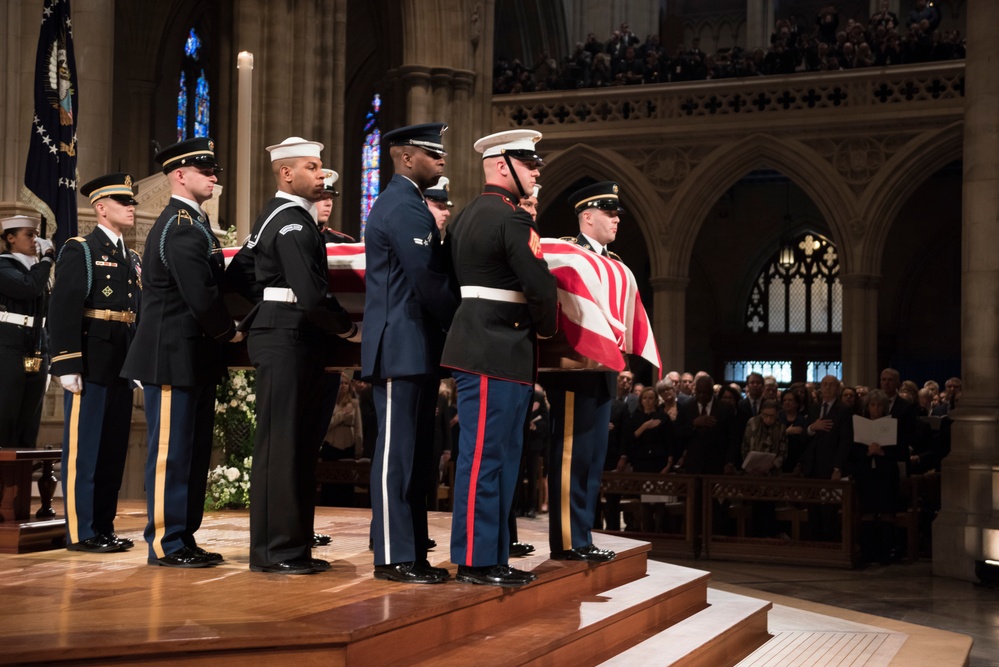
279, 223, 303, 235
95, 261, 118, 267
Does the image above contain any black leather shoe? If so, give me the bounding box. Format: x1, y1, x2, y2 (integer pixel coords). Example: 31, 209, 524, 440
191, 545, 224, 564
249, 558, 317, 574
105, 534, 134, 550
456, 564, 536, 587
374, 561, 447, 584
67, 535, 124, 553
313, 533, 332, 548
149, 546, 216, 568
420, 559, 450, 580
426, 538, 437, 550
308, 558, 332, 572
550, 544, 616, 562
509, 542, 535, 558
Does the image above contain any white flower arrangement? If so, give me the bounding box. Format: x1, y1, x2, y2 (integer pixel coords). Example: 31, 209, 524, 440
205, 456, 253, 510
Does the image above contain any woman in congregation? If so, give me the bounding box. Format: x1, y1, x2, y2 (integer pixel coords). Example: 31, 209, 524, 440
617, 387, 677, 531
779, 390, 808, 474
852, 389, 900, 564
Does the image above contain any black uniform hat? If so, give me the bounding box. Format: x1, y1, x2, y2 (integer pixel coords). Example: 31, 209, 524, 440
424, 177, 453, 207
383, 123, 448, 157
568, 181, 625, 214
80, 172, 139, 206
154, 137, 222, 174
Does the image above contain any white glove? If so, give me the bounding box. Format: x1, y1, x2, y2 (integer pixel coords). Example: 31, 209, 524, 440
59, 374, 83, 394
345, 322, 362, 344
35, 237, 55, 258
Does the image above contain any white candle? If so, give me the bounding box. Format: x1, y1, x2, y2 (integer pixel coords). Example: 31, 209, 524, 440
236, 51, 254, 242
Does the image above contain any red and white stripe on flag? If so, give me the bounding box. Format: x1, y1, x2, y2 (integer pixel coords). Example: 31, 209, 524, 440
223, 240, 660, 372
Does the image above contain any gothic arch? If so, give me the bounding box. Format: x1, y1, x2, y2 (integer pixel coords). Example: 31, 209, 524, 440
858, 121, 964, 274
664, 133, 858, 277
539, 143, 666, 267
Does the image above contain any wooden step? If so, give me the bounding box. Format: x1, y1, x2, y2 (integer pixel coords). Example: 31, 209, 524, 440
600, 588, 772, 667
400, 560, 711, 666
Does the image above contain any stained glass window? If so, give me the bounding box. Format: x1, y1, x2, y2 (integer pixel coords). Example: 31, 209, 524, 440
360, 94, 382, 241
177, 28, 209, 142
723, 361, 793, 385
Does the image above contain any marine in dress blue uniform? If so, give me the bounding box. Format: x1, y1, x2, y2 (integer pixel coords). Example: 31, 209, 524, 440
120, 138, 240, 568
0, 216, 54, 448
442, 129, 558, 587
244, 138, 357, 575
544, 182, 624, 563
361, 123, 459, 584
49, 173, 141, 553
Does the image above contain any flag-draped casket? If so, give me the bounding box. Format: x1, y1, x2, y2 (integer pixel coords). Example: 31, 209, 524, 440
222, 240, 660, 373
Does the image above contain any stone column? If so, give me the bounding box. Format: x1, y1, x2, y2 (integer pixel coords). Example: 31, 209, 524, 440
329, 0, 347, 232
933, 0, 999, 582
73, 0, 115, 199
745, 0, 768, 52
398, 66, 432, 124
450, 70, 477, 208
839, 273, 879, 386
649, 275, 689, 375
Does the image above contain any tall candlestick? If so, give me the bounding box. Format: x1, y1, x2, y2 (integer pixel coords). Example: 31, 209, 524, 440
236, 51, 254, 242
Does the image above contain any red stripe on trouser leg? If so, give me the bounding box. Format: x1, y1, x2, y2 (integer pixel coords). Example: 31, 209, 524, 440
465, 375, 489, 566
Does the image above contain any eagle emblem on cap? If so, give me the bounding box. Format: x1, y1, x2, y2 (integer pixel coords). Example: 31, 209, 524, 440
208, 140, 215, 151
612, 184, 619, 194
124, 175, 132, 188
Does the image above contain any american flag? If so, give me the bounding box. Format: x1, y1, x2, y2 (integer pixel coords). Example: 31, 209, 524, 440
223, 240, 660, 372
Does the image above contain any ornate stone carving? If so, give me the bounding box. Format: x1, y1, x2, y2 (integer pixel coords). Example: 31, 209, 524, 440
469, 3, 482, 50
831, 137, 885, 185
644, 147, 691, 192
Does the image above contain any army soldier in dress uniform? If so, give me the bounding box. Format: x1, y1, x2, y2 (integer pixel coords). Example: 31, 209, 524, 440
316, 168, 355, 244
362, 123, 458, 584
544, 182, 625, 563
121, 137, 243, 569
246, 137, 358, 575
0, 215, 54, 447
49, 173, 141, 553
424, 176, 453, 237
442, 129, 558, 587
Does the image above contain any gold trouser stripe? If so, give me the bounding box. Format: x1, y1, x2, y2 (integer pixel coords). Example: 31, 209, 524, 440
66, 392, 82, 544
152, 386, 172, 559
560, 391, 575, 551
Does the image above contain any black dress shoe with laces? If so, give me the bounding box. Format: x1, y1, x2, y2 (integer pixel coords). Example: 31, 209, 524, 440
105, 534, 134, 550
550, 544, 616, 562
312, 533, 332, 548
307, 558, 332, 572
249, 558, 317, 574
67, 535, 124, 553
426, 538, 437, 550
456, 564, 536, 587
509, 542, 535, 558
373, 561, 447, 584
420, 560, 450, 580
149, 546, 216, 568
190, 545, 224, 564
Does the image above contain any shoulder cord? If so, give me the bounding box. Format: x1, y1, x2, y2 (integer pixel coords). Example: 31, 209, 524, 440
56, 237, 93, 294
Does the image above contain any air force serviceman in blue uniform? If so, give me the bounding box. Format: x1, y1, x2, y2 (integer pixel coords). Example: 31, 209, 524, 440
544, 182, 624, 563
50, 172, 141, 553
362, 123, 458, 584
442, 130, 558, 587
121, 137, 243, 568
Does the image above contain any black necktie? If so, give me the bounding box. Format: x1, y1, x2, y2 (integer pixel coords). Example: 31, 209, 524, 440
752, 400, 758, 415
601, 248, 609, 257
116, 239, 125, 258
821, 403, 829, 419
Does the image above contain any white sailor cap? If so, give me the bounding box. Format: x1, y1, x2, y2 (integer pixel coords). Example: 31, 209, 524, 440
1, 215, 42, 233
474, 130, 544, 166
265, 137, 324, 162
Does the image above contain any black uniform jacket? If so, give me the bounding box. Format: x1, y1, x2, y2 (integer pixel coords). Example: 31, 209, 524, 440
441, 184, 557, 384
120, 197, 234, 386
247, 196, 352, 336
0, 254, 51, 354
49, 229, 140, 384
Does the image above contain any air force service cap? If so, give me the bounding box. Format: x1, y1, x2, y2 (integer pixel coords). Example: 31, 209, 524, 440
568, 181, 625, 214
382, 123, 447, 157
80, 172, 139, 206
1, 215, 41, 233
155, 137, 222, 174
474, 129, 544, 166
266, 136, 324, 161
322, 169, 340, 197
424, 177, 452, 207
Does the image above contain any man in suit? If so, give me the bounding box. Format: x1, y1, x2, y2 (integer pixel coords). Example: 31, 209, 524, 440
800, 374, 853, 540
245, 137, 359, 574
545, 181, 629, 563
737, 371, 765, 436
50, 172, 141, 553
677, 374, 740, 475
121, 137, 242, 568
443, 129, 557, 587
362, 123, 458, 584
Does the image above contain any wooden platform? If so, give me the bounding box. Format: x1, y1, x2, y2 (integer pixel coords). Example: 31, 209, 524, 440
0, 501, 971, 666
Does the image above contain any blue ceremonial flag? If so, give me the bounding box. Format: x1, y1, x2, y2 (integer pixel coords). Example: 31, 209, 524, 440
21, 0, 79, 250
